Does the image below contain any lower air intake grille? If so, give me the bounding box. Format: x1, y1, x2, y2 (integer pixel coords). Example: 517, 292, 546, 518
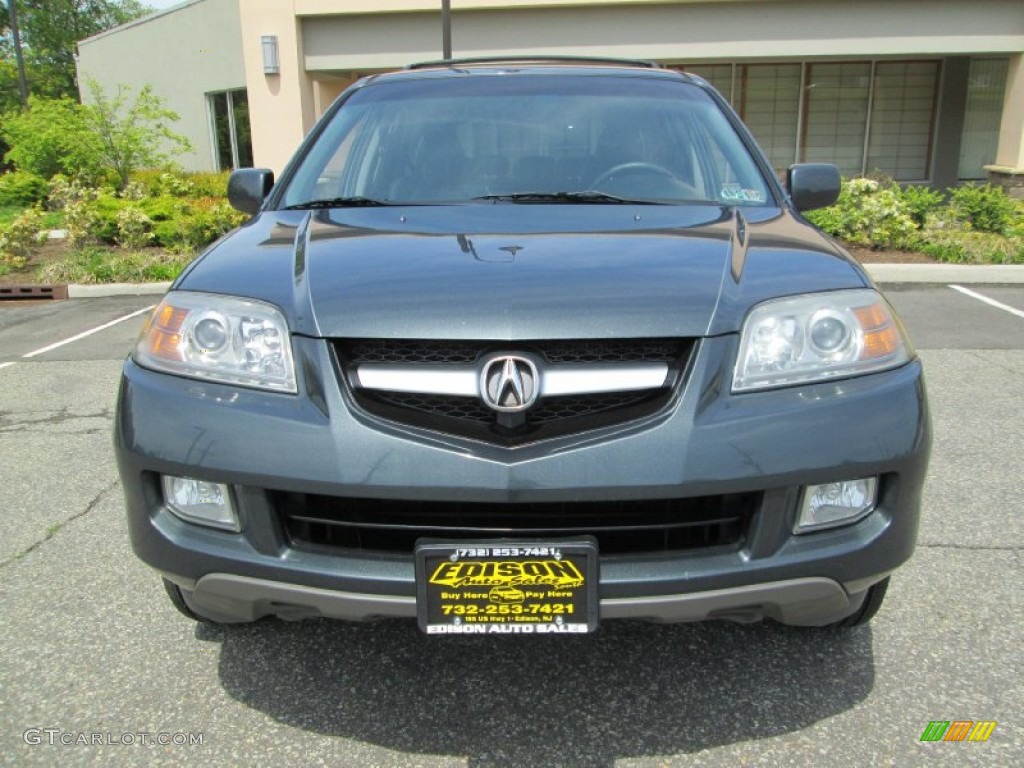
278, 492, 759, 556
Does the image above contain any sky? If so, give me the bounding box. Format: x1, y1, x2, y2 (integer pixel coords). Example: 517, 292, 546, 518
146, 0, 187, 10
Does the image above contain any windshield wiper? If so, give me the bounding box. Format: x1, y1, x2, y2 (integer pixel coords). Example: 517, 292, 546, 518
472, 191, 665, 205
283, 196, 392, 210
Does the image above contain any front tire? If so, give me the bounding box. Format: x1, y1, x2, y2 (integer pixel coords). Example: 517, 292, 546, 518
162, 578, 218, 624
830, 576, 890, 628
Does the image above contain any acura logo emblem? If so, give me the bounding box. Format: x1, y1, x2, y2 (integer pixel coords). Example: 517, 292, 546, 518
480, 355, 539, 412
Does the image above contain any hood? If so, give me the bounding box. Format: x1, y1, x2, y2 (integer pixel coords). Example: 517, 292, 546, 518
178, 204, 868, 340
301, 206, 735, 340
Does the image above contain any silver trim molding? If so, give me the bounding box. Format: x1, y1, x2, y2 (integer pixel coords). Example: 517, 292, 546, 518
354, 361, 669, 398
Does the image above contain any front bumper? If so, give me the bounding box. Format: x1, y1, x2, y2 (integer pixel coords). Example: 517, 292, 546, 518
172, 572, 874, 626
115, 334, 931, 625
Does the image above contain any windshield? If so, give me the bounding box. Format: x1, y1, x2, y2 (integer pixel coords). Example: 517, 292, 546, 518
281, 74, 774, 208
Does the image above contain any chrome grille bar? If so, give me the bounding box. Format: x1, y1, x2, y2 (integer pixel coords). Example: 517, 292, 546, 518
353, 362, 669, 397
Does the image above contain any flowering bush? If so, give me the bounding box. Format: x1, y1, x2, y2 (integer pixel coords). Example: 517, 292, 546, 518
115, 206, 155, 249
50, 170, 245, 253
805, 178, 919, 249
806, 177, 1023, 264
0, 206, 46, 268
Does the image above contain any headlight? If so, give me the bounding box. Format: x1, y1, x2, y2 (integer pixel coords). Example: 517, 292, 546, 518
733, 289, 911, 392
134, 291, 296, 393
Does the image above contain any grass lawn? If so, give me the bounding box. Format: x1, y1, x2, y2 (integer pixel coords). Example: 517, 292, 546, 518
1, 236, 194, 284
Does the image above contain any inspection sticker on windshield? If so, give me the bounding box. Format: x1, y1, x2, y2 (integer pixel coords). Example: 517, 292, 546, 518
720, 184, 766, 203
415, 539, 599, 635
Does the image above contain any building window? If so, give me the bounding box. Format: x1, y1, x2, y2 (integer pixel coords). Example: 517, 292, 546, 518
801, 62, 872, 176
958, 58, 1009, 180
685, 59, 948, 182
209, 89, 253, 171
737, 64, 802, 174
867, 61, 940, 181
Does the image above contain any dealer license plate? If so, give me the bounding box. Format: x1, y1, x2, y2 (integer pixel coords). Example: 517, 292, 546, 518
415, 539, 599, 635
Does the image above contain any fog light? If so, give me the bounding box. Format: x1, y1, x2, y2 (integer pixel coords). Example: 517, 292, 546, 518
796, 477, 877, 533
162, 476, 239, 531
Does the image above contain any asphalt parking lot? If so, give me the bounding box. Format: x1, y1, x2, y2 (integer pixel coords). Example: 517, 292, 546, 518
0, 284, 1021, 767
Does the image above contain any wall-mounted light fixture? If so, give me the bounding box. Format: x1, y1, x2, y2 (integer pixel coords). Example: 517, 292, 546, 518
261, 35, 280, 75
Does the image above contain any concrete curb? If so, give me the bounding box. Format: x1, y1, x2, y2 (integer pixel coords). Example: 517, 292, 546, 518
863, 264, 1024, 284
67, 282, 172, 298
55, 266, 1024, 298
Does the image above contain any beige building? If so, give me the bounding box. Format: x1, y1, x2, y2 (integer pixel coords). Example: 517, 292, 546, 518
78, 0, 1024, 193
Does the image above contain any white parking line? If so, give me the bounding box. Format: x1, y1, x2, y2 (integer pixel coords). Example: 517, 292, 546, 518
949, 285, 1024, 320
20, 305, 156, 359
0, 361, 15, 371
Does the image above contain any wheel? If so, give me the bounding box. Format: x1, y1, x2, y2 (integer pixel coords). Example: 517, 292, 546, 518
830, 576, 890, 628
162, 577, 219, 624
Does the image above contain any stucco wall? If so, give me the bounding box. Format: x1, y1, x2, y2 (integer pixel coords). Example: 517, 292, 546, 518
77, 0, 245, 172
301, 0, 1024, 71
79, 0, 1024, 176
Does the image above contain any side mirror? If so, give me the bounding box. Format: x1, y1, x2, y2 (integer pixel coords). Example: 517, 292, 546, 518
227, 168, 275, 215
787, 164, 841, 212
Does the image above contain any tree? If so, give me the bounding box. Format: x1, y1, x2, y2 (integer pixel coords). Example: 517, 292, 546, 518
83, 80, 192, 190
1, 1, 150, 100
1, 94, 102, 179
1, 80, 191, 188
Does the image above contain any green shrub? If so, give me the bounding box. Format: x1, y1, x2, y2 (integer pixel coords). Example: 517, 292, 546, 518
146, 196, 245, 252
0, 206, 46, 268
1004, 199, 1024, 239
947, 183, 1014, 234
899, 185, 945, 228
0, 171, 49, 206
140, 194, 187, 223
89, 194, 131, 243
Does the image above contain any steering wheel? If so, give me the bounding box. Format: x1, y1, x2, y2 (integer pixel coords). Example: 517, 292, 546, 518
589, 162, 699, 198
590, 162, 678, 187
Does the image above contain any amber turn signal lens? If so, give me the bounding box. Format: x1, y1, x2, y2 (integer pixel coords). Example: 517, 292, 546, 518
143, 305, 190, 362
862, 326, 900, 359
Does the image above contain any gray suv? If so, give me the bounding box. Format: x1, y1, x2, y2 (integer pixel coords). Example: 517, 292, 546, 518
115, 58, 930, 633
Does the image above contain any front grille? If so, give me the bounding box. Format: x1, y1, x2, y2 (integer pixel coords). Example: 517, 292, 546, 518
336, 338, 696, 444
364, 392, 495, 423
278, 491, 759, 556
344, 339, 482, 365
361, 390, 656, 425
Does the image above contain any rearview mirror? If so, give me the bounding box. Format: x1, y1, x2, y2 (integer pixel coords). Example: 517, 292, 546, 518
227, 168, 275, 216
787, 164, 841, 212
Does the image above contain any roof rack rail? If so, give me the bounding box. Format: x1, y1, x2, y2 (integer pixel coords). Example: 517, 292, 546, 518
405, 55, 662, 71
